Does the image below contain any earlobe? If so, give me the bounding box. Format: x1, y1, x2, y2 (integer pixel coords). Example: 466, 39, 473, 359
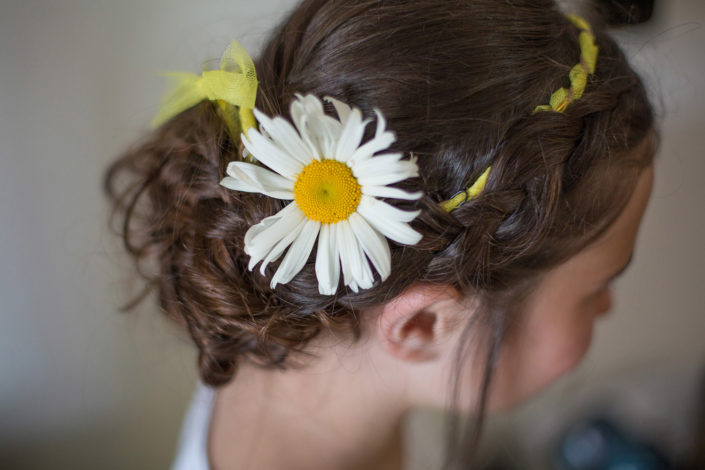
377, 284, 463, 363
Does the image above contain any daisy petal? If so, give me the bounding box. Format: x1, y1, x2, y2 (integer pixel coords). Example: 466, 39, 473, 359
324, 96, 352, 125
290, 98, 342, 158
315, 223, 341, 295
259, 216, 307, 275
352, 152, 401, 174
315, 114, 344, 157
221, 162, 294, 199
336, 222, 358, 292
336, 219, 375, 290
347, 134, 396, 164
244, 202, 305, 270
290, 94, 322, 129
291, 94, 325, 156
361, 185, 423, 200
348, 213, 392, 281
373, 108, 388, 137
334, 108, 370, 162
308, 113, 342, 158
359, 195, 419, 222
242, 129, 304, 180
359, 173, 420, 187
357, 196, 422, 245
253, 109, 313, 166
353, 153, 419, 186
297, 93, 325, 115
292, 112, 320, 159
270, 219, 321, 288
351, 230, 374, 289
347, 109, 396, 163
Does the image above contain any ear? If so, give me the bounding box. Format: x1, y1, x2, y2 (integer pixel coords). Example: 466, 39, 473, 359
377, 283, 465, 363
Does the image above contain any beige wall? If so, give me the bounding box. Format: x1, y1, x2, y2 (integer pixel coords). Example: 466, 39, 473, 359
1, 1, 702, 468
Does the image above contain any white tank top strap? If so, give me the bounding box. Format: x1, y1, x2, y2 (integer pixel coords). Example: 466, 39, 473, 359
170, 383, 216, 470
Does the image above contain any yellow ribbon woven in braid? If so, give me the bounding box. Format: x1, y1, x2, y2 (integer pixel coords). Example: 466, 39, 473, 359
439, 166, 491, 212
533, 14, 598, 113
150, 40, 258, 138
441, 14, 598, 212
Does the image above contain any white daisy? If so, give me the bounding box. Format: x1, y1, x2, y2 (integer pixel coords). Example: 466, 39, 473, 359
220, 93, 422, 295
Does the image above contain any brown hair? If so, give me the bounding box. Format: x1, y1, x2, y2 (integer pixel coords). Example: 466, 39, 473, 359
104, 0, 656, 466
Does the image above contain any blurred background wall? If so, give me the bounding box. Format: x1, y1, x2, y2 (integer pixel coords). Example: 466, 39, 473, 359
0, 1, 702, 469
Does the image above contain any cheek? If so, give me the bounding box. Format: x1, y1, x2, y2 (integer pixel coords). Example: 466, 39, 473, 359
525, 317, 595, 389
487, 304, 599, 410
539, 317, 595, 376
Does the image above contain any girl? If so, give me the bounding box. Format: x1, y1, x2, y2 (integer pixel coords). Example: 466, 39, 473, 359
104, 0, 657, 468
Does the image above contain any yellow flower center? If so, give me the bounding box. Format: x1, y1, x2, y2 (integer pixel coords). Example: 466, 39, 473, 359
294, 159, 362, 224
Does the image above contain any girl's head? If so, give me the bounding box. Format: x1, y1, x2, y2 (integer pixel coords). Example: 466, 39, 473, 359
105, 0, 656, 464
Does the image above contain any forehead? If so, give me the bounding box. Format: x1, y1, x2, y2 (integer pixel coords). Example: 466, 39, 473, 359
582, 163, 654, 267
567, 130, 657, 274
529, 163, 655, 297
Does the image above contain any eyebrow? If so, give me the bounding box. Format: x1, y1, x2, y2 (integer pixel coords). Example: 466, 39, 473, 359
608, 252, 635, 282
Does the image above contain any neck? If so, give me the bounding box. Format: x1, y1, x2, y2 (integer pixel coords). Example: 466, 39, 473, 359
207, 333, 409, 470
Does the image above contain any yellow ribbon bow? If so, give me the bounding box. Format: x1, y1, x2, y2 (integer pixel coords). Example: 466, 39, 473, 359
150, 40, 258, 137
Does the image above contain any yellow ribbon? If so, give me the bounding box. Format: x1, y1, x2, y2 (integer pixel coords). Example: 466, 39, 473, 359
533, 14, 598, 113
442, 15, 598, 213
150, 40, 258, 138
440, 166, 491, 212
